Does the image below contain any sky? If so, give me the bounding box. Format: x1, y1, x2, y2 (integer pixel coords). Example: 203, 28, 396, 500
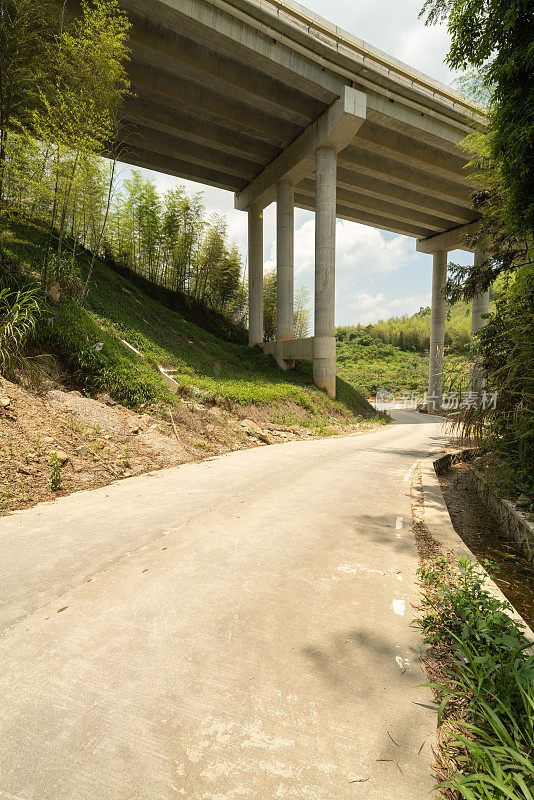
119, 0, 473, 327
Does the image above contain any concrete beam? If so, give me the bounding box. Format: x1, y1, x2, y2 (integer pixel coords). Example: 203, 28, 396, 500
262, 338, 314, 360
126, 0, 478, 140
117, 146, 244, 193
130, 21, 328, 117
123, 0, 346, 100
119, 125, 259, 180
129, 38, 317, 128
355, 122, 473, 186
339, 147, 472, 206
294, 193, 431, 238
416, 221, 480, 254
235, 87, 366, 210
122, 97, 279, 162
296, 182, 456, 232
128, 61, 300, 145
365, 94, 466, 154
300, 174, 475, 224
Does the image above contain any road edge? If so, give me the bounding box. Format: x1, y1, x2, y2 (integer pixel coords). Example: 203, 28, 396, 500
418, 453, 534, 640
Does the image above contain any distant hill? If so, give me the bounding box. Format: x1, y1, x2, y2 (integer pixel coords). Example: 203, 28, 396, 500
334, 300, 494, 396
339, 300, 488, 355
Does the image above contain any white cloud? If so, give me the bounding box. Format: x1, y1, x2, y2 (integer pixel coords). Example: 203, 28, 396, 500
341, 291, 432, 325
335, 221, 411, 275
264, 218, 411, 277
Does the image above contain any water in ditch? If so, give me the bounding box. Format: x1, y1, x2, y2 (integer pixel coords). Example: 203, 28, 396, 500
439, 462, 534, 630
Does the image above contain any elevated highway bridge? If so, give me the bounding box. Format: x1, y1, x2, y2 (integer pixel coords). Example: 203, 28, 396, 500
114, 0, 488, 401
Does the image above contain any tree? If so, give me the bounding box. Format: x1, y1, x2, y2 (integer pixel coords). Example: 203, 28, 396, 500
421, 0, 534, 494
420, 0, 534, 235
0, 0, 131, 286
102, 172, 246, 318
35, 0, 131, 284
0, 0, 57, 233
263, 269, 277, 341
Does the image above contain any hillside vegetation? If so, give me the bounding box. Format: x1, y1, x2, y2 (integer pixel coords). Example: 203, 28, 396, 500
4, 220, 378, 433
336, 327, 469, 397
352, 303, 476, 352
335, 300, 489, 397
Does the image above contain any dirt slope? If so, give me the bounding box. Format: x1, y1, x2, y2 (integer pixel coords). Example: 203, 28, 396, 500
0, 375, 376, 515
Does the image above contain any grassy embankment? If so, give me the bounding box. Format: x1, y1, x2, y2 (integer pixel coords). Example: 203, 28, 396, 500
7, 221, 380, 433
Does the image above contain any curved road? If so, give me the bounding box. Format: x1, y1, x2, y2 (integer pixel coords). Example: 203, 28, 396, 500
0, 411, 444, 799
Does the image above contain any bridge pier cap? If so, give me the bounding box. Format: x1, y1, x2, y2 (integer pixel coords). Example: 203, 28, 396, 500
416, 221, 480, 255
234, 86, 366, 212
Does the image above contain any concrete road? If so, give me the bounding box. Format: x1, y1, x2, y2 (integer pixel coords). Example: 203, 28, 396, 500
0, 411, 444, 800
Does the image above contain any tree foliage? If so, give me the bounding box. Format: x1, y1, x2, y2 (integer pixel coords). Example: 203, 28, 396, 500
420, 0, 534, 235
0, 0, 131, 282
336, 316, 471, 396
476, 263, 534, 493
420, 4, 534, 498
261, 269, 311, 341
338, 301, 480, 354
0, 0, 57, 136
105, 173, 246, 318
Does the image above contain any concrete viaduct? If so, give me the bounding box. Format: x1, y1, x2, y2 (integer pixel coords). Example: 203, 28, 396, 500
113, 0, 488, 402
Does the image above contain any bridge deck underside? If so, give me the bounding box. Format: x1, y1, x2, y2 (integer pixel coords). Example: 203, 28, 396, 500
115, 0, 479, 239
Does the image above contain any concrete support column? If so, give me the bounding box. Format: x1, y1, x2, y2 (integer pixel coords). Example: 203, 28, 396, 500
428, 250, 447, 409
314, 146, 337, 399
469, 249, 490, 393
276, 180, 294, 342
248, 204, 263, 346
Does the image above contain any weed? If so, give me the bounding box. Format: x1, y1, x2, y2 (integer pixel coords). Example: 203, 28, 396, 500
121, 445, 131, 468
0, 482, 13, 509
66, 416, 85, 436
49, 454, 62, 491
414, 557, 534, 798
0, 286, 41, 376
194, 440, 214, 452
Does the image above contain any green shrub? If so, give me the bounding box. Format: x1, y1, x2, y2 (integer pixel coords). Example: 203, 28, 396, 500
415, 557, 534, 799
49, 453, 62, 491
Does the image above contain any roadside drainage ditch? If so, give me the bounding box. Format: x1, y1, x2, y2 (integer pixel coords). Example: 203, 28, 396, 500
438, 461, 534, 629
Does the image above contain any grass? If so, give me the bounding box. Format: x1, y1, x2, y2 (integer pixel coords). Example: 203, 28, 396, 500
336, 327, 470, 397
415, 556, 534, 799
6, 220, 381, 428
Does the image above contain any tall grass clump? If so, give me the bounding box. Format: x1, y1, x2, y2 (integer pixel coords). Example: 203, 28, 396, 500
0, 285, 41, 376
415, 557, 534, 799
